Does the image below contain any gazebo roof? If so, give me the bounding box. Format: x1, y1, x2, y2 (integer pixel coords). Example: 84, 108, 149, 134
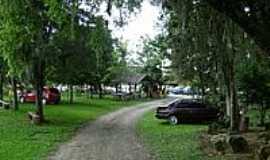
111, 74, 149, 85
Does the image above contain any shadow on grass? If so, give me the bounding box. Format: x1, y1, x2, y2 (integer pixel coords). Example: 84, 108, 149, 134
42, 99, 139, 127
158, 120, 209, 127
18, 97, 142, 128
43, 117, 97, 127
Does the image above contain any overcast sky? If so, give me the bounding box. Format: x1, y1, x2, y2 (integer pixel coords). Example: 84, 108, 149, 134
81, 1, 162, 59
94, 0, 161, 56
110, 1, 162, 53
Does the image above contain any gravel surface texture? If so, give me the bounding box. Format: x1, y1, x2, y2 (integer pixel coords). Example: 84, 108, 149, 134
48, 98, 175, 160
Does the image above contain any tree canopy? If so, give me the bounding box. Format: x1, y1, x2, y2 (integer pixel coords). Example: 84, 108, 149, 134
205, 0, 270, 55
159, 0, 270, 131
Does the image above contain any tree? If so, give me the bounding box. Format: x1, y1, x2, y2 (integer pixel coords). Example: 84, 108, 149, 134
237, 52, 270, 126
89, 17, 114, 98
162, 0, 263, 132
0, 58, 5, 101
0, 0, 67, 121
139, 36, 164, 84
104, 39, 129, 91
48, 24, 95, 103
159, 0, 270, 55
0, 0, 32, 110
134, 35, 168, 97
204, 0, 270, 55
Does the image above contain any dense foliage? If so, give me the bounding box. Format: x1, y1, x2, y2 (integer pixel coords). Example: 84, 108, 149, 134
0, 0, 269, 129
0, 0, 142, 120
160, 0, 270, 131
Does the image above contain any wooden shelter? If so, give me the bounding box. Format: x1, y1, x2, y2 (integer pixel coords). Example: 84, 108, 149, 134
111, 74, 150, 94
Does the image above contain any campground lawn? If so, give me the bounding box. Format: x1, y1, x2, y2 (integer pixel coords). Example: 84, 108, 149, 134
136, 111, 226, 160
0, 96, 139, 160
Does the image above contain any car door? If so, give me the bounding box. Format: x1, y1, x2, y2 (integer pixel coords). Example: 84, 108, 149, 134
188, 103, 207, 121
175, 102, 192, 120
204, 107, 219, 121
172, 102, 184, 119
195, 104, 218, 121
25, 91, 36, 102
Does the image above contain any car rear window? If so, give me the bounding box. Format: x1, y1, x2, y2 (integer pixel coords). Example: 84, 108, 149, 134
187, 103, 206, 108
176, 102, 206, 108
181, 99, 201, 103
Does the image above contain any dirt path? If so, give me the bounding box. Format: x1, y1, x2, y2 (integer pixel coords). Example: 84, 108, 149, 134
48, 98, 174, 160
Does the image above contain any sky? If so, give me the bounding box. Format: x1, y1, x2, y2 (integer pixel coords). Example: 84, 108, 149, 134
109, 1, 162, 53
81, 0, 163, 59
92, 0, 162, 55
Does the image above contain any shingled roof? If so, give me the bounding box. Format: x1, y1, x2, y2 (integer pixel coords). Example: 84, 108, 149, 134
111, 74, 149, 85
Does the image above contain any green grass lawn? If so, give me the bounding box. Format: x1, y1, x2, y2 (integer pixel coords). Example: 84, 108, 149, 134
136, 111, 227, 160
0, 96, 139, 160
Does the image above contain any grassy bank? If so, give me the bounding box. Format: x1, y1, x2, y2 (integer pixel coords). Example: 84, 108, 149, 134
0, 97, 139, 160
136, 111, 226, 160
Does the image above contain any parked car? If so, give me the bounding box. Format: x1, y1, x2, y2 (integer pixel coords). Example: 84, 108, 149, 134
156, 99, 219, 125
20, 87, 61, 104
171, 87, 184, 95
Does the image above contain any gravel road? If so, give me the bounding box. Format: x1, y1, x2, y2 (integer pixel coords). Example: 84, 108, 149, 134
48, 98, 174, 160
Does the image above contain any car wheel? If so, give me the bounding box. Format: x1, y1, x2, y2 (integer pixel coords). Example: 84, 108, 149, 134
169, 115, 179, 125
20, 97, 25, 103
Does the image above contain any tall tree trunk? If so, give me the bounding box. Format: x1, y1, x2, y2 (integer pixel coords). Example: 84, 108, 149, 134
69, 85, 74, 104
90, 85, 94, 99
213, 57, 219, 107
80, 84, 83, 96
34, 59, 45, 122
0, 70, 4, 100
229, 69, 239, 132
84, 85, 88, 98
260, 101, 266, 126
98, 84, 103, 99
64, 85, 68, 100
199, 72, 206, 102
218, 20, 240, 132
129, 84, 132, 94
225, 88, 231, 117
115, 84, 118, 93
87, 85, 90, 99
11, 77, 18, 110
224, 61, 239, 132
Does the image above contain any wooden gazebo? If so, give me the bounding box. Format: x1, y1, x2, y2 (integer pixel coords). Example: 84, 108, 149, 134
111, 73, 151, 94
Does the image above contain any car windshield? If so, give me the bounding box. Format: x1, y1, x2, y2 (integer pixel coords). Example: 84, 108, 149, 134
167, 100, 178, 108
167, 99, 183, 109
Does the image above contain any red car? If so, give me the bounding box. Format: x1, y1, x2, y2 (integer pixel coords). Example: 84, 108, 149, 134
20, 87, 61, 104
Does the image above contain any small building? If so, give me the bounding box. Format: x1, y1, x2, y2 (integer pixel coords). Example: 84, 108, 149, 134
111, 74, 149, 93
111, 73, 160, 98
